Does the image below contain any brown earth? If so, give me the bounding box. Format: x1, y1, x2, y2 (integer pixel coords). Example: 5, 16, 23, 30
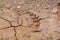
0, 0, 60, 40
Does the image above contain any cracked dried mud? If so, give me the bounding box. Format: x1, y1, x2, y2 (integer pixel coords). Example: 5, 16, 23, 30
0, 0, 60, 40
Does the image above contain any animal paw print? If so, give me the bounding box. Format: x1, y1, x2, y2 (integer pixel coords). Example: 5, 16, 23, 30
21, 12, 41, 31
23, 11, 49, 31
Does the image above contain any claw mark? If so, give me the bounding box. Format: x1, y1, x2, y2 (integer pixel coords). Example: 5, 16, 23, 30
57, 3, 60, 6
32, 16, 39, 19
29, 14, 40, 27
31, 30, 42, 32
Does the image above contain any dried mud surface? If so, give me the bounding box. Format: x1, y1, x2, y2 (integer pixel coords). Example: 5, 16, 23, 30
0, 0, 60, 40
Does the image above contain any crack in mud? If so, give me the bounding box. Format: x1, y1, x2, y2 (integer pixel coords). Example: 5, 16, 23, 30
0, 17, 20, 40
14, 27, 17, 40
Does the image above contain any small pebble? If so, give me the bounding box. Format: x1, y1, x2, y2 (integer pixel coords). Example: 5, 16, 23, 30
17, 6, 20, 8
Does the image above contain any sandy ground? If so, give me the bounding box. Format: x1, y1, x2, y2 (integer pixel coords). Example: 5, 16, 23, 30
0, 0, 60, 40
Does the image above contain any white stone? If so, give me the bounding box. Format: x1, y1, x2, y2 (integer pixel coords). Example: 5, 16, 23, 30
17, 6, 20, 8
